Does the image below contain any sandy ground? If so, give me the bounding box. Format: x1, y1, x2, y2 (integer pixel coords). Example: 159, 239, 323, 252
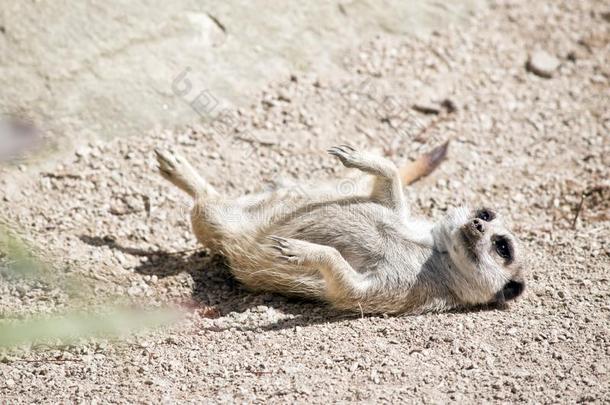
0, 0, 484, 160
1, 0, 609, 403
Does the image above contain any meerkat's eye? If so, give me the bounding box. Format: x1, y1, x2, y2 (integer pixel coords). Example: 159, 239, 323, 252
492, 236, 513, 261
476, 208, 495, 222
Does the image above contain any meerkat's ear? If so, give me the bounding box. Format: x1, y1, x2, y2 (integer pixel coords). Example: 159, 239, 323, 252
399, 140, 449, 185
495, 280, 525, 304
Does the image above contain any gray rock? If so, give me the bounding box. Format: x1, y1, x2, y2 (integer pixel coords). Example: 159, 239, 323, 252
527, 50, 560, 78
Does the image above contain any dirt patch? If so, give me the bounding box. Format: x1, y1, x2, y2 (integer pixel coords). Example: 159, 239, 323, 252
1, 0, 609, 402
0, 0, 484, 165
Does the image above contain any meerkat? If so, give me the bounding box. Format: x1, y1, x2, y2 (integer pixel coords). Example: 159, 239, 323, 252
154, 144, 525, 314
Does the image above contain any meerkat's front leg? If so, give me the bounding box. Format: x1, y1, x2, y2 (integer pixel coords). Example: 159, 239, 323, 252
328, 145, 407, 215
268, 236, 372, 298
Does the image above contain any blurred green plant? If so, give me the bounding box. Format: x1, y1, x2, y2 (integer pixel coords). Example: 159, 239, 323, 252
0, 220, 93, 300
0, 221, 181, 349
0, 221, 41, 279
0, 308, 180, 348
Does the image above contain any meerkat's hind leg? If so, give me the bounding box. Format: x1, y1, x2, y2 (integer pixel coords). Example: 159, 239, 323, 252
155, 148, 218, 199
327, 145, 406, 215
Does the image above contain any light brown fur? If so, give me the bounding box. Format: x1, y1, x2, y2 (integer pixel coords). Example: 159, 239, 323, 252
154, 145, 525, 314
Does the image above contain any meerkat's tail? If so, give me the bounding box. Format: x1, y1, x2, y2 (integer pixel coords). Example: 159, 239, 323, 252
399, 141, 449, 185
155, 148, 218, 199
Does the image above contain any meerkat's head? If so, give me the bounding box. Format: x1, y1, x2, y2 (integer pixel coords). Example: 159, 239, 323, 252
433, 206, 525, 306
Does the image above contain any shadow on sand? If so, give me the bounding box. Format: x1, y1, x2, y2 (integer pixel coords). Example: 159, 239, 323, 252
79, 235, 360, 332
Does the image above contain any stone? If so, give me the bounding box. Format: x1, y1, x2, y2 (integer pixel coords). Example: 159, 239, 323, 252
412, 103, 441, 115
527, 50, 560, 78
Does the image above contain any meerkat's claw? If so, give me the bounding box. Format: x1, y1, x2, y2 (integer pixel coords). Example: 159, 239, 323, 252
155, 148, 179, 174
328, 145, 362, 169
339, 144, 356, 151
267, 235, 304, 264
154, 147, 217, 198
267, 235, 289, 247
327, 145, 354, 155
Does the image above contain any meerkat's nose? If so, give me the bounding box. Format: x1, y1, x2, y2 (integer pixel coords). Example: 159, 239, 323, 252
472, 218, 485, 233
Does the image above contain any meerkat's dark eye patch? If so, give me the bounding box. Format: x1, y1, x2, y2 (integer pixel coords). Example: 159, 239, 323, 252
492, 235, 513, 262
475, 208, 495, 222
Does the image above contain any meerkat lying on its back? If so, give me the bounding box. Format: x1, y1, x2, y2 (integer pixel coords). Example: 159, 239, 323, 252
154, 145, 525, 314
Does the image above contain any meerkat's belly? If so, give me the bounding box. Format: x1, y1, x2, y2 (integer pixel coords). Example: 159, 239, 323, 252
269, 201, 399, 273
223, 200, 420, 300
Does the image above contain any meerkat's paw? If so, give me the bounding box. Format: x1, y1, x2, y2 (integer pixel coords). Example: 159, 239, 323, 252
267, 236, 326, 266
155, 148, 184, 179
327, 145, 363, 169
328, 145, 396, 177
267, 236, 305, 264
154, 148, 214, 198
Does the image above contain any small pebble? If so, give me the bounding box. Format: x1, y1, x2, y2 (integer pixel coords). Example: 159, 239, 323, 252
527, 50, 560, 78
